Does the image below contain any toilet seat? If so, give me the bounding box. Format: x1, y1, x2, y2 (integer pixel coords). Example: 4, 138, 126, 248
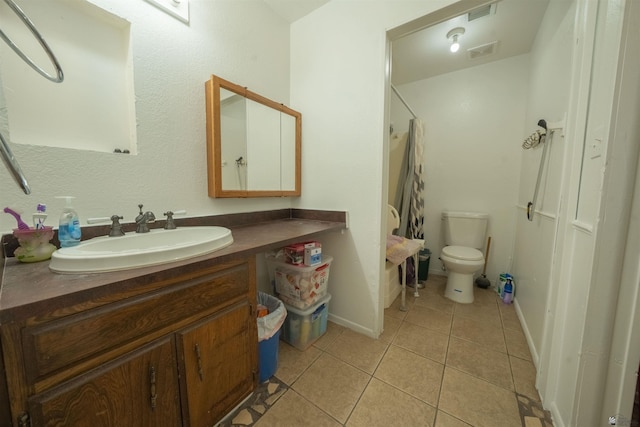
442, 245, 483, 261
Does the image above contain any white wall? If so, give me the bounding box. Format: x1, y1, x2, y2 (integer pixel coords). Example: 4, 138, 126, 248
290, 0, 456, 337
554, 0, 637, 424
511, 0, 638, 425
0, 0, 292, 234
293, 1, 636, 425
511, 0, 575, 362
0, 1, 136, 154
2, 1, 635, 423
391, 55, 529, 283
601, 0, 640, 422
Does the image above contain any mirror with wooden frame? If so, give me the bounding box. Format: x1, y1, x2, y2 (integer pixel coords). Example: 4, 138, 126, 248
205, 75, 301, 198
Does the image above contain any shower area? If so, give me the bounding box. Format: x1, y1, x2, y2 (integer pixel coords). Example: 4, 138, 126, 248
387, 0, 640, 423
387, 0, 556, 299
383, 84, 425, 308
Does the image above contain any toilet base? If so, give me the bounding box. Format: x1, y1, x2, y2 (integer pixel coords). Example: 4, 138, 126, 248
444, 271, 475, 304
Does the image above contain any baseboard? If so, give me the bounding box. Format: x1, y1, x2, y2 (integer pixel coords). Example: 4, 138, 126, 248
547, 402, 563, 427
513, 297, 540, 367
327, 313, 377, 339
514, 298, 561, 427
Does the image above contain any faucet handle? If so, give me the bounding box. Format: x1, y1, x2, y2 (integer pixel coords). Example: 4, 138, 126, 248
87, 215, 123, 225
86, 215, 125, 237
163, 210, 185, 230
109, 215, 125, 237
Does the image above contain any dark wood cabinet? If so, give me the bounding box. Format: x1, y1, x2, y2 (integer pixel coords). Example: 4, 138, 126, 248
28, 336, 181, 427
178, 301, 255, 426
1, 257, 258, 427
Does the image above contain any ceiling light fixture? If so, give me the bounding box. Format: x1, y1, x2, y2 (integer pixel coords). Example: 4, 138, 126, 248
446, 27, 466, 53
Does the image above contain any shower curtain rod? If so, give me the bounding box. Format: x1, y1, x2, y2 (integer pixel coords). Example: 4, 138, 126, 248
391, 83, 417, 119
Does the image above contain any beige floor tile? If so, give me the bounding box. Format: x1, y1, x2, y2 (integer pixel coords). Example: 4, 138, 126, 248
374, 345, 444, 406
439, 367, 521, 427
446, 337, 514, 391
453, 299, 501, 326
504, 327, 532, 360
346, 378, 437, 427
500, 307, 523, 332
450, 315, 507, 353
498, 298, 516, 312
254, 389, 342, 427
275, 342, 322, 386
473, 287, 500, 304
292, 353, 370, 424
247, 270, 551, 427
424, 274, 448, 289
405, 304, 453, 335
393, 321, 449, 364
435, 410, 473, 426
524, 416, 544, 427
314, 321, 345, 350
325, 328, 389, 374
379, 314, 402, 344
510, 355, 540, 401
414, 288, 455, 315
386, 291, 415, 320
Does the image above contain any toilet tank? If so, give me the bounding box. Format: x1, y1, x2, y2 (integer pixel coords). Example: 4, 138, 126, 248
442, 211, 488, 249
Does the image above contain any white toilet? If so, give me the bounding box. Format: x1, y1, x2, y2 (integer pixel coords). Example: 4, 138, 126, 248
440, 211, 488, 304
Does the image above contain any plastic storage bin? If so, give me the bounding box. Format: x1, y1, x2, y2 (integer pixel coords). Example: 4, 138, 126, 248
281, 293, 331, 351
267, 255, 333, 309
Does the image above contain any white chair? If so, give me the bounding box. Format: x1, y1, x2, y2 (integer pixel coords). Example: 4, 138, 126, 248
386, 205, 424, 311
387, 204, 400, 235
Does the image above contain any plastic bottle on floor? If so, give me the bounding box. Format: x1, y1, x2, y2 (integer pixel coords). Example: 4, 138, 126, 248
503, 279, 513, 304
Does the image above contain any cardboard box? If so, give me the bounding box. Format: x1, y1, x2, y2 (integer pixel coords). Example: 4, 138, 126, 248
284, 241, 321, 265
304, 247, 322, 266
284, 244, 305, 265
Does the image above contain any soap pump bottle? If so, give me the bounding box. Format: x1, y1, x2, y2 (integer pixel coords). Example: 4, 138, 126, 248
57, 196, 81, 247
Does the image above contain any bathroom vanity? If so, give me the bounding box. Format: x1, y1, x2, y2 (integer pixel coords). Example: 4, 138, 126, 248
0, 209, 346, 426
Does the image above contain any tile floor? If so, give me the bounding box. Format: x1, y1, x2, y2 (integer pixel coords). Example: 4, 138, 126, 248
228, 275, 554, 426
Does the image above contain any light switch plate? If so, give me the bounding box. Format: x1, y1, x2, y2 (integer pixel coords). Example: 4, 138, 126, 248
144, 0, 189, 24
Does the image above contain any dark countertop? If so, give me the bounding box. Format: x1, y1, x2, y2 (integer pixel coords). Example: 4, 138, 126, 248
0, 209, 347, 323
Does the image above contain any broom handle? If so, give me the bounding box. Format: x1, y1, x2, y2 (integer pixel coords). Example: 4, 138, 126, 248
482, 237, 491, 275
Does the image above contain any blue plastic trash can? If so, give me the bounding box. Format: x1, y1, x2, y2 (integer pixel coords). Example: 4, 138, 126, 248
257, 292, 287, 382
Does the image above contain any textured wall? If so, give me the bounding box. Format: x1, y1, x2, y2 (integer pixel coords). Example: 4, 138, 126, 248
0, 0, 292, 233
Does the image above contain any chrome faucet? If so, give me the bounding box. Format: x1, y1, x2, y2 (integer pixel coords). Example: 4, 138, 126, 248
135, 204, 155, 233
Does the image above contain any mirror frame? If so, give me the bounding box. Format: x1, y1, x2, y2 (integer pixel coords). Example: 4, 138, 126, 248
205, 74, 302, 198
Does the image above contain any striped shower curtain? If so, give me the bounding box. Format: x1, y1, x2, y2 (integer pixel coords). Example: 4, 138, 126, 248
394, 118, 424, 240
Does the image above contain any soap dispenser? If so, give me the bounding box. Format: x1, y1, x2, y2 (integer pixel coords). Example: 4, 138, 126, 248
57, 196, 81, 247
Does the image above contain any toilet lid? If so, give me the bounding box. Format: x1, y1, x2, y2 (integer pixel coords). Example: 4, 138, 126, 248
442, 246, 483, 261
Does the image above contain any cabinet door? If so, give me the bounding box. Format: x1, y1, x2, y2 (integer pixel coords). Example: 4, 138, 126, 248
178, 301, 256, 426
28, 336, 181, 427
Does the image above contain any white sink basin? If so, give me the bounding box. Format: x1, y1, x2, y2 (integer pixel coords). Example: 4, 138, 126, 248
49, 226, 233, 273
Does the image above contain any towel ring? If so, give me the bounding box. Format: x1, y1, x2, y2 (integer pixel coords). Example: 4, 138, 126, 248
0, 132, 30, 194
0, 0, 64, 83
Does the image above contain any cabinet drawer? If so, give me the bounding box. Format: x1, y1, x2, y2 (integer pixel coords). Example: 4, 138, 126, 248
22, 263, 250, 383
28, 335, 181, 427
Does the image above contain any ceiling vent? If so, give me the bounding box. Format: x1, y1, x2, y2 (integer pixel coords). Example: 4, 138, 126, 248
467, 3, 497, 22
467, 41, 499, 59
